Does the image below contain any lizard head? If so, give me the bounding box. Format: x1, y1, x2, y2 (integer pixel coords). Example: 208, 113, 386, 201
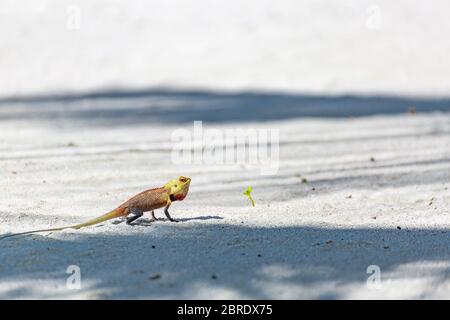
164, 176, 191, 201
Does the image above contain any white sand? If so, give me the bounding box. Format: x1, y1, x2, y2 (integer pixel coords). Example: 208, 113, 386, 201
1, 1, 450, 299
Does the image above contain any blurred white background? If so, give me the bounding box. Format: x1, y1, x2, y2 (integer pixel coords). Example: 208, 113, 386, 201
1, 0, 449, 96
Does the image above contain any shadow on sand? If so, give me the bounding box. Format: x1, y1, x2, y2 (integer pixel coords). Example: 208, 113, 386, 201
1, 87, 450, 126
1, 222, 450, 299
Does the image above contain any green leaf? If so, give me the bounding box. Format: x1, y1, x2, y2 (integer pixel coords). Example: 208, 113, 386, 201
243, 186, 255, 206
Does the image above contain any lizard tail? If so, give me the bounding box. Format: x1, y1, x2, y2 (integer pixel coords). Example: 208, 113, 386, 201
0, 207, 127, 240
70, 207, 127, 229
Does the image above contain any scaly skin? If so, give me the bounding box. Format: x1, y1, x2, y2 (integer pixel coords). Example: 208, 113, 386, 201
0, 176, 191, 240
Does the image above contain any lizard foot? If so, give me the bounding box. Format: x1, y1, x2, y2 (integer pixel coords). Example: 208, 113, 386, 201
126, 208, 144, 225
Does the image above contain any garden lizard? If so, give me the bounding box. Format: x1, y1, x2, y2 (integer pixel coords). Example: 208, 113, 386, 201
0, 176, 191, 240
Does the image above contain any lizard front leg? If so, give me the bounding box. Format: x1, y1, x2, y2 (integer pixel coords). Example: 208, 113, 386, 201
126, 207, 144, 225
164, 199, 179, 222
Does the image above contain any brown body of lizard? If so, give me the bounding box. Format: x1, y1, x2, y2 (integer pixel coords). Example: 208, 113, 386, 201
118, 183, 188, 224
0, 176, 191, 240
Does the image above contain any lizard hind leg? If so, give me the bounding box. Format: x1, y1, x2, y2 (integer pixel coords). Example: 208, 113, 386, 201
150, 210, 160, 221
126, 208, 144, 225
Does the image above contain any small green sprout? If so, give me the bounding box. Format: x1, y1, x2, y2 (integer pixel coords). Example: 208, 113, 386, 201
243, 186, 255, 207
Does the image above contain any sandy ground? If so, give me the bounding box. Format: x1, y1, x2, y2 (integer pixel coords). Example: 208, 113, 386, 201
1, 1, 450, 299
1, 100, 450, 299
